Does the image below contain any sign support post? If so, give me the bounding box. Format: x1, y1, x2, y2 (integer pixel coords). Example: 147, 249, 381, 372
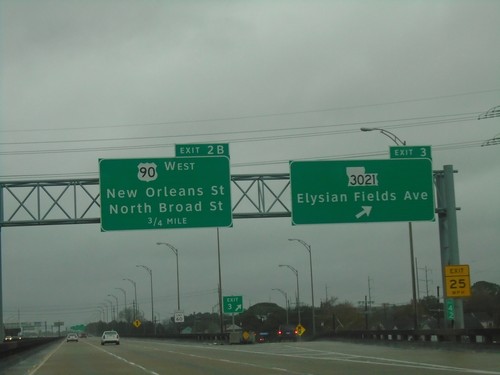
436, 165, 464, 329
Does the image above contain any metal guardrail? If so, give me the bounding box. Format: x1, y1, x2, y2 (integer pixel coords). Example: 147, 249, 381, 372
321, 328, 500, 345
0, 337, 61, 358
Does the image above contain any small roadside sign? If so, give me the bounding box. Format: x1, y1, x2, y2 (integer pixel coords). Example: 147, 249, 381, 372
444, 264, 471, 298
174, 312, 185, 323
223, 296, 243, 314
296, 324, 306, 336
133, 319, 141, 328
446, 299, 455, 320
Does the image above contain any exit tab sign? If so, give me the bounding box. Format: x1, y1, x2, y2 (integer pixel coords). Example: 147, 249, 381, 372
390, 145, 432, 160
99, 156, 232, 231
175, 143, 229, 157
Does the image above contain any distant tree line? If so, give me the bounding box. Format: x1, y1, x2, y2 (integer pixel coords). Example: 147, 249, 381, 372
86, 281, 500, 337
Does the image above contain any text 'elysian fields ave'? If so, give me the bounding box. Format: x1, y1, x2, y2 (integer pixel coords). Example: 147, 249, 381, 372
290, 159, 435, 225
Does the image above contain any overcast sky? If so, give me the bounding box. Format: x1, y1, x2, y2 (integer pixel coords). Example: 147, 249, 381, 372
1, 1, 499, 330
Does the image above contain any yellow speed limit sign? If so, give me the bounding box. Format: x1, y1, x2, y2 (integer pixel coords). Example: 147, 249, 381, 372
445, 265, 471, 298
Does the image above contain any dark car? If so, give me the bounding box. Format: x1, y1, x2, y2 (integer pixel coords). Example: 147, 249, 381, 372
256, 332, 270, 343
277, 324, 298, 342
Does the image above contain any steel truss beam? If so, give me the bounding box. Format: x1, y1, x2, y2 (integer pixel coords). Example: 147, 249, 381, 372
0, 174, 291, 227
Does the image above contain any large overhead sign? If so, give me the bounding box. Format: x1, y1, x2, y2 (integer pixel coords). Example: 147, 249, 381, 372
99, 156, 232, 231
290, 159, 434, 225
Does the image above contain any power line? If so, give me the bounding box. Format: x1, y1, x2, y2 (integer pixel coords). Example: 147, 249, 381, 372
1, 88, 498, 134
0, 139, 489, 181
0, 113, 480, 155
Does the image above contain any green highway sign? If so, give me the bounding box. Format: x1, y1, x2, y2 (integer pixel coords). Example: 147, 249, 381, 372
446, 299, 455, 320
223, 295, 243, 314
70, 324, 86, 331
390, 145, 432, 160
175, 143, 229, 157
99, 156, 232, 231
290, 159, 434, 225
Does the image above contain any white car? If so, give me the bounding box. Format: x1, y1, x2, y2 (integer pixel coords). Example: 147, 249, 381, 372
66, 333, 79, 342
101, 330, 120, 345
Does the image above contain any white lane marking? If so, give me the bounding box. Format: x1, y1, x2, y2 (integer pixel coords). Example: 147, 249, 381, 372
172, 348, 302, 374
28, 340, 66, 374
137, 341, 500, 374
91, 343, 160, 375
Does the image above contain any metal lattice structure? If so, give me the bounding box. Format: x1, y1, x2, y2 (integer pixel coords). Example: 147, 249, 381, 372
0, 174, 291, 227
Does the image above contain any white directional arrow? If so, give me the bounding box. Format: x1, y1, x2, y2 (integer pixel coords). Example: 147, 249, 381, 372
235, 304, 242, 312
355, 206, 372, 219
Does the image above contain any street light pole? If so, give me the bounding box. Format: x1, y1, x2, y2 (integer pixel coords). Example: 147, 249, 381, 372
156, 242, 181, 311
361, 127, 418, 330
105, 299, 114, 321
272, 288, 289, 325
107, 294, 119, 321
100, 304, 108, 322
279, 264, 300, 324
123, 278, 137, 321
97, 306, 105, 322
289, 238, 316, 335
115, 288, 127, 320
137, 265, 154, 324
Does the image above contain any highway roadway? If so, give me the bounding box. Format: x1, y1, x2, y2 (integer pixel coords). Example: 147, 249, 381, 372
2, 337, 500, 375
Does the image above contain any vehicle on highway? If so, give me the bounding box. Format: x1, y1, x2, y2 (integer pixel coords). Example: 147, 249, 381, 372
277, 324, 298, 342
101, 330, 120, 345
66, 333, 79, 342
78, 332, 88, 338
256, 332, 270, 343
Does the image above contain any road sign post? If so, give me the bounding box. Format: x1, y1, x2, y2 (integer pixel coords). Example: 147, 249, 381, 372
290, 159, 434, 225
99, 156, 232, 231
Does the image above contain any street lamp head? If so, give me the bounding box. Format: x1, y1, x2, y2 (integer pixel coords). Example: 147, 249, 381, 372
156, 241, 179, 255
137, 264, 152, 274
288, 238, 311, 251
360, 127, 406, 146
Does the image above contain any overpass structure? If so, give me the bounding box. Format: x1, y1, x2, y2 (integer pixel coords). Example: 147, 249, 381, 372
0, 166, 463, 337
